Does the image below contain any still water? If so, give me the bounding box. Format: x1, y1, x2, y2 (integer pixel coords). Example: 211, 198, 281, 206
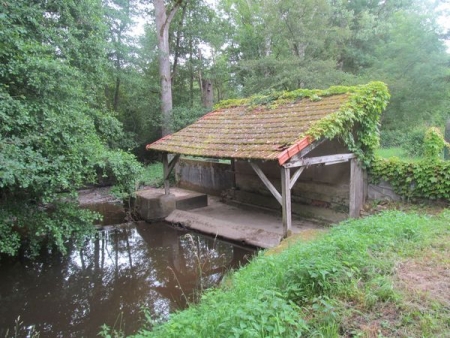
0, 209, 254, 337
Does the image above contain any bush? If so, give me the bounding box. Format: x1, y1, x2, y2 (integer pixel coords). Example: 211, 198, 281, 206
401, 127, 426, 158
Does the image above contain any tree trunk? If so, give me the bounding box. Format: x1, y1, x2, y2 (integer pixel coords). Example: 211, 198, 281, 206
154, 0, 182, 136
198, 48, 213, 109
445, 119, 450, 160
201, 78, 213, 109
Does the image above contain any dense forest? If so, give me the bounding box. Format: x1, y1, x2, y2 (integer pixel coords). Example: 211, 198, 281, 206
1, 0, 449, 257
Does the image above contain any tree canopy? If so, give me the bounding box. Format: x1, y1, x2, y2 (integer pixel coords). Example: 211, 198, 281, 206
0, 0, 142, 257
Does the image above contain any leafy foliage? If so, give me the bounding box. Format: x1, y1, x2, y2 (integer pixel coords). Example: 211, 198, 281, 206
0, 0, 141, 257
369, 157, 450, 201
306, 82, 390, 167
423, 127, 449, 159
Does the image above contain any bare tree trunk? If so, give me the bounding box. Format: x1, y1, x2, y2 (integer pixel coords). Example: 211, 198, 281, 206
113, 75, 120, 111
198, 48, 213, 109
189, 37, 194, 107
201, 79, 213, 109
172, 3, 187, 81
154, 0, 182, 136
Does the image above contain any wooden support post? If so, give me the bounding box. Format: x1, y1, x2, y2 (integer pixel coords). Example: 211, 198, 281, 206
349, 159, 364, 218
231, 159, 236, 189
281, 167, 292, 238
163, 153, 170, 195
162, 153, 180, 195
250, 162, 282, 205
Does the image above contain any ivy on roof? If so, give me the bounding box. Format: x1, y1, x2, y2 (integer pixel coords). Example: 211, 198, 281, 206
306, 81, 390, 167
213, 84, 362, 110
214, 81, 390, 167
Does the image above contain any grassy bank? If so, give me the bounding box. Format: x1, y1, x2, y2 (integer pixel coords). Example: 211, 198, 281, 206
132, 210, 450, 337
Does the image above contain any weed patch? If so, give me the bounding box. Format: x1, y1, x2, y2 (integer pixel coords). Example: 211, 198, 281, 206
131, 210, 450, 337
139, 163, 164, 188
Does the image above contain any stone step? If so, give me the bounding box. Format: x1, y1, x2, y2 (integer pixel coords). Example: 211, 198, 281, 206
135, 188, 208, 222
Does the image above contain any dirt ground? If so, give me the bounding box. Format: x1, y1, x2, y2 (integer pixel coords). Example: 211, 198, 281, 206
78, 186, 121, 206
396, 235, 450, 307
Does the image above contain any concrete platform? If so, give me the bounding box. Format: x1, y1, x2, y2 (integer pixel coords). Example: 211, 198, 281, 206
136, 187, 326, 248
135, 187, 208, 221
168, 195, 325, 249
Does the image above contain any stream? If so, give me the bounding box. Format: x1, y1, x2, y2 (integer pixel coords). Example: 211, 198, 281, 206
0, 203, 254, 337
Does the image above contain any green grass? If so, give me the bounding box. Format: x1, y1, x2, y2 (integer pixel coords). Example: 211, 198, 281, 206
131, 210, 450, 337
139, 162, 164, 188
376, 147, 422, 162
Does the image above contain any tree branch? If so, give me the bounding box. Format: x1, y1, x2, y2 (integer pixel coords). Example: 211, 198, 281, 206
163, 0, 184, 33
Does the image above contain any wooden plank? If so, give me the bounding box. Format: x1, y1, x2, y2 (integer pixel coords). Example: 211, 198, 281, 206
284, 153, 355, 168
289, 167, 305, 190
349, 159, 364, 218
281, 167, 292, 238
167, 154, 180, 178
250, 162, 282, 205
163, 153, 170, 195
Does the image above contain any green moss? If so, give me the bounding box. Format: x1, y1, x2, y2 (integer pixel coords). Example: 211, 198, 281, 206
213, 82, 390, 167
214, 85, 356, 110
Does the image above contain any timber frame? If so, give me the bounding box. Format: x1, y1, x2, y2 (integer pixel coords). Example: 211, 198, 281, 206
247, 143, 364, 238
162, 140, 365, 239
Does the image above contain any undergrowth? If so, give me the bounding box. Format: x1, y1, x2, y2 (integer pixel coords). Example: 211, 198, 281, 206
139, 162, 164, 188
132, 210, 450, 337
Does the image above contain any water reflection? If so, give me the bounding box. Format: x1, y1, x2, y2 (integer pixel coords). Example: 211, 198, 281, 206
0, 222, 253, 337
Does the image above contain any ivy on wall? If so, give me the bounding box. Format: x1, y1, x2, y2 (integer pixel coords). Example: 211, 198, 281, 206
369, 157, 450, 201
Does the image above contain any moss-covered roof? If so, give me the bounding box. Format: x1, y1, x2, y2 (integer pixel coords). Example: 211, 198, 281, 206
147, 82, 389, 165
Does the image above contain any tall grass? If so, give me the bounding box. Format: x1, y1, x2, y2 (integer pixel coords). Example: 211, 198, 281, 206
139, 163, 164, 188
133, 210, 450, 337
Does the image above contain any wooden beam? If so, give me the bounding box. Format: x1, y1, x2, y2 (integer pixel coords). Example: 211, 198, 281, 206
284, 153, 355, 168
249, 162, 282, 205
289, 167, 305, 190
349, 158, 365, 218
163, 153, 170, 195
281, 167, 292, 238
166, 154, 180, 179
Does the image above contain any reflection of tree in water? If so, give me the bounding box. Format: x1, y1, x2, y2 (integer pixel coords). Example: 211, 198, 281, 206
139, 226, 249, 308
0, 222, 253, 337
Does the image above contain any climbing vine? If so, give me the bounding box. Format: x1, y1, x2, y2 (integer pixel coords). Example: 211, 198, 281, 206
423, 127, 449, 159
369, 157, 450, 201
305, 82, 390, 167
214, 82, 390, 168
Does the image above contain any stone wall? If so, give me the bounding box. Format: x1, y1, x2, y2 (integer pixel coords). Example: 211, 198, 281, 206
175, 158, 234, 196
